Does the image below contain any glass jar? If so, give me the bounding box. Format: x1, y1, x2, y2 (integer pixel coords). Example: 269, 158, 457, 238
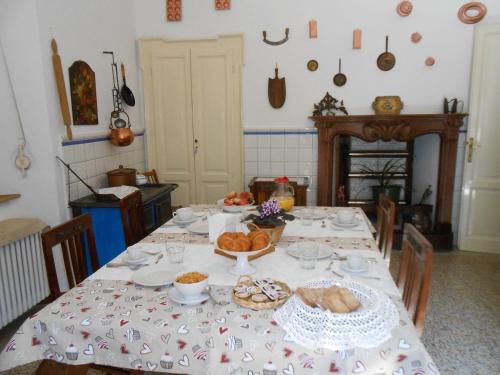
271, 176, 295, 212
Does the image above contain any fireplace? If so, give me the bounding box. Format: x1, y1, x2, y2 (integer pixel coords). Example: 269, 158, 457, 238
311, 113, 468, 249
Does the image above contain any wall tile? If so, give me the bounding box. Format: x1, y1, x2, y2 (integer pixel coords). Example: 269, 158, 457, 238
258, 161, 271, 175
244, 135, 257, 148
84, 143, 95, 161
95, 157, 106, 175
285, 162, 298, 175
298, 148, 313, 162
299, 134, 313, 148
63, 146, 75, 163
245, 161, 258, 175
257, 148, 271, 162
285, 135, 299, 148
270, 162, 285, 176
73, 144, 85, 162
85, 159, 97, 178
70, 162, 87, 183
298, 162, 313, 175
312, 135, 318, 148
257, 134, 270, 148
245, 148, 258, 162
270, 134, 285, 148
270, 148, 285, 162
284, 148, 298, 162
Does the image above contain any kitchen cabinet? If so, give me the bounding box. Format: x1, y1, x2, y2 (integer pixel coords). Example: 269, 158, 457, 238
70, 184, 177, 266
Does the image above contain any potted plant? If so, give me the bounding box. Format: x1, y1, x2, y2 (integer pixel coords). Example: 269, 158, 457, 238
357, 159, 405, 203
243, 199, 294, 244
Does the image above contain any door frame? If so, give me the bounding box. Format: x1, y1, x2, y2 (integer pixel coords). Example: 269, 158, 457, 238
138, 34, 245, 203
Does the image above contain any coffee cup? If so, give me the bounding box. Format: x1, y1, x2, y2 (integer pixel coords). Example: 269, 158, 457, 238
337, 209, 355, 224
127, 245, 143, 261
174, 207, 194, 221
347, 254, 363, 270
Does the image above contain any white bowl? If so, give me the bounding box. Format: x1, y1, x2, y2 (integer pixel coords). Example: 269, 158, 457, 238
173, 273, 209, 300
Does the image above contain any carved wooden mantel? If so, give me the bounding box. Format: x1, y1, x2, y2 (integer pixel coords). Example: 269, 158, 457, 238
311, 114, 468, 240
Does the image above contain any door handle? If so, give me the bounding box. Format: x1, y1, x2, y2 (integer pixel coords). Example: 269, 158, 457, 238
194, 138, 199, 154
466, 137, 477, 163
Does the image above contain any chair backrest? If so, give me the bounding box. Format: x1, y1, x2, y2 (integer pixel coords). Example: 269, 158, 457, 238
41, 214, 99, 300
119, 190, 146, 246
397, 223, 434, 336
375, 193, 396, 264
143, 169, 159, 184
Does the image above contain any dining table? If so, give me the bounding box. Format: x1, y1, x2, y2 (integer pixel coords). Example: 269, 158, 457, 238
0, 205, 439, 375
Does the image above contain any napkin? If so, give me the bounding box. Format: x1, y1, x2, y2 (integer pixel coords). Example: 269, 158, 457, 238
208, 213, 241, 243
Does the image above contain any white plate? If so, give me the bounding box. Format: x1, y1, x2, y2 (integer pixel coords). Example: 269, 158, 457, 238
128, 244, 162, 256
172, 216, 198, 226
340, 261, 369, 274
293, 208, 328, 220
331, 217, 361, 229
168, 287, 210, 305
132, 264, 178, 286
286, 242, 333, 259
123, 255, 148, 266
217, 199, 253, 213
187, 221, 209, 234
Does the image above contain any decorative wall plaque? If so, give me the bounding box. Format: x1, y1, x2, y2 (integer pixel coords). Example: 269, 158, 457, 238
353, 29, 362, 49
166, 0, 182, 21
309, 20, 317, 38
215, 0, 230, 10
68, 61, 98, 125
312, 92, 348, 116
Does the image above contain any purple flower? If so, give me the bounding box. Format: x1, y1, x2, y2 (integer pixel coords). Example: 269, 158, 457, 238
259, 199, 281, 219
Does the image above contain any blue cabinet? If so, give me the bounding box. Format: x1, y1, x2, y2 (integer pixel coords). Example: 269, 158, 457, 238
70, 184, 177, 266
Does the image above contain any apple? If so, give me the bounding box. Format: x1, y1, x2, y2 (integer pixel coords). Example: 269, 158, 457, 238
232, 197, 241, 205
224, 198, 234, 206
226, 191, 237, 199
238, 192, 251, 200
239, 199, 249, 206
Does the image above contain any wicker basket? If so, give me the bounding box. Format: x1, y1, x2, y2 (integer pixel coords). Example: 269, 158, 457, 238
247, 222, 285, 244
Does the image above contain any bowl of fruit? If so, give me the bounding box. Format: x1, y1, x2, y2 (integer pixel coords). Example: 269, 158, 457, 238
218, 191, 254, 213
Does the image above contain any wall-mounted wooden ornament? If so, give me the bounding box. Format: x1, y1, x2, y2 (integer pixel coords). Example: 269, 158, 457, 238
411, 32, 422, 43
263, 28, 290, 46
309, 20, 317, 39
68, 61, 98, 125
353, 29, 362, 49
215, 0, 230, 10
166, 0, 182, 21
425, 57, 435, 66
458, 2, 487, 24
268, 65, 286, 109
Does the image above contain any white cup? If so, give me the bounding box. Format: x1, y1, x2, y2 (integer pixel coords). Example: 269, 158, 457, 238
127, 245, 143, 260
174, 207, 194, 221
347, 253, 363, 270
337, 209, 355, 224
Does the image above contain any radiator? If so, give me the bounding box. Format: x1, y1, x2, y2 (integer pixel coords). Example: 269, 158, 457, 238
0, 221, 49, 329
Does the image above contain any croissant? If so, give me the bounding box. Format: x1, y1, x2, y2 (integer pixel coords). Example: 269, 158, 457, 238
249, 230, 270, 250
217, 232, 252, 252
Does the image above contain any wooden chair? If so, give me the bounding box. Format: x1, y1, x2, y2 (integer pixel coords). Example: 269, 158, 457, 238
375, 194, 396, 264
41, 214, 99, 301
143, 169, 159, 184
119, 190, 146, 246
396, 223, 434, 336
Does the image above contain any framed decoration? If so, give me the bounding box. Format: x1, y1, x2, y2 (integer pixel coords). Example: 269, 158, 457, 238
166, 0, 182, 21
215, 0, 230, 10
68, 61, 98, 125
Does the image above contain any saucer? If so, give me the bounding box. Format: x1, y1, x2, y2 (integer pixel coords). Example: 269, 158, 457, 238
168, 287, 210, 305
132, 264, 177, 286
123, 255, 148, 266
331, 217, 360, 229
172, 216, 198, 226
187, 221, 209, 234
340, 261, 369, 274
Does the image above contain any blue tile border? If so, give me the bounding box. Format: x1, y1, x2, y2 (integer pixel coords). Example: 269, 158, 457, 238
62, 130, 145, 146
244, 129, 317, 135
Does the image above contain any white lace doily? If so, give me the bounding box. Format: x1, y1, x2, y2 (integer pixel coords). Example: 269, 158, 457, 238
273, 279, 399, 351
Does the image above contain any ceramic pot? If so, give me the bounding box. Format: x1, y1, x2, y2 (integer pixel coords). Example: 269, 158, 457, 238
372, 96, 404, 115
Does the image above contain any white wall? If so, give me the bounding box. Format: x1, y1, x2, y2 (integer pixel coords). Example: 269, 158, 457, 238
0, 0, 143, 226
133, 0, 500, 127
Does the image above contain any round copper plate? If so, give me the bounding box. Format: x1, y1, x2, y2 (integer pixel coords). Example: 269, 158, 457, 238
307, 59, 318, 71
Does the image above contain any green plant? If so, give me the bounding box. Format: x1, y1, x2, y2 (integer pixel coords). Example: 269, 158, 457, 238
357, 159, 405, 187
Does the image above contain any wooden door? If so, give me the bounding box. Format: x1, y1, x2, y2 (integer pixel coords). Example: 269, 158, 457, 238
140, 41, 195, 206
191, 38, 243, 203
459, 25, 500, 253
139, 36, 243, 206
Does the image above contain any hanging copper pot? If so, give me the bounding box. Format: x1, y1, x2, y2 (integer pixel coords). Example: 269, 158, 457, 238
109, 110, 134, 146
377, 36, 396, 71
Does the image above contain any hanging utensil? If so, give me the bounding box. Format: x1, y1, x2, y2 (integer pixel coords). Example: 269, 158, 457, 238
333, 59, 347, 87
50, 39, 72, 139
120, 63, 135, 106
268, 64, 286, 109
377, 36, 396, 71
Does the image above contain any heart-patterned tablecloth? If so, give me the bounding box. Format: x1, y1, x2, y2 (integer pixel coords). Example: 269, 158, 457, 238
0, 279, 439, 374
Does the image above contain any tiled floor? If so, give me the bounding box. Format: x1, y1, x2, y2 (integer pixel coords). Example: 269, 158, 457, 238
1, 250, 499, 375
